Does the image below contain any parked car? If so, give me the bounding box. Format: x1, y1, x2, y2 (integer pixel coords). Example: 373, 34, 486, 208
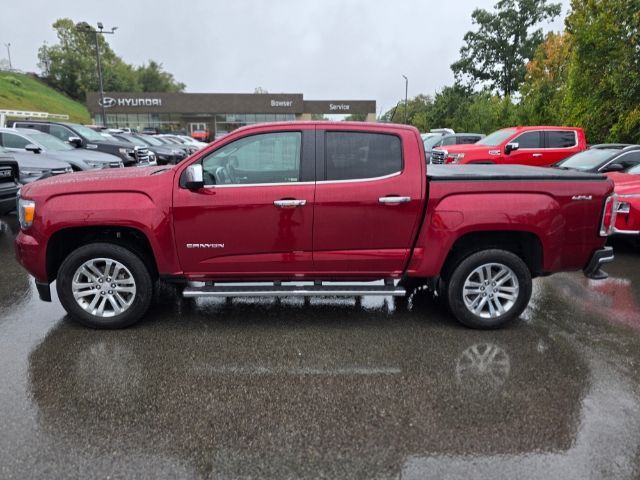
0, 146, 72, 184
192, 130, 210, 142
424, 133, 485, 163
110, 133, 187, 165
554, 145, 640, 173
0, 128, 124, 170
147, 135, 195, 156
10, 121, 152, 167
168, 134, 208, 150
15, 122, 615, 330
431, 126, 587, 166
0, 156, 20, 216
605, 167, 640, 235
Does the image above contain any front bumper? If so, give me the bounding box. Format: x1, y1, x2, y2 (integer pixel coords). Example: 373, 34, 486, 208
583, 246, 614, 280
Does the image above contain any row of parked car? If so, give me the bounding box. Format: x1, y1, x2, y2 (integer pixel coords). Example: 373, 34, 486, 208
422, 126, 640, 238
0, 120, 209, 216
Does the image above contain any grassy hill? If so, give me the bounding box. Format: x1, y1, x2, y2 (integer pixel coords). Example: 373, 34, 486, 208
0, 71, 91, 124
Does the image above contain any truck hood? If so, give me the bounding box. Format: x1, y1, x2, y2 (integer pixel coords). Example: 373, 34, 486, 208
606, 172, 640, 193
20, 165, 174, 198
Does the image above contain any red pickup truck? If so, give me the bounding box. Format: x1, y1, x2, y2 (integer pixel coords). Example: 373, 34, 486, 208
15, 122, 616, 330
431, 126, 587, 166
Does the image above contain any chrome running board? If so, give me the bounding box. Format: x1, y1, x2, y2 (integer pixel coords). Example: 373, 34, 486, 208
183, 282, 406, 298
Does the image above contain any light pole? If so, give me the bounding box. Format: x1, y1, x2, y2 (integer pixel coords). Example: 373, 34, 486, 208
402, 75, 408, 124
76, 22, 117, 127
4, 43, 12, 70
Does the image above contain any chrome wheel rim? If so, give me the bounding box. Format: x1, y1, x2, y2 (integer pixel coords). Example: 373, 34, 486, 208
71, 258, 136, 317
463, 263, 519, 319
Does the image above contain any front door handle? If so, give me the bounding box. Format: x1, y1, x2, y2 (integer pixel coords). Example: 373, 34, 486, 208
532, 153, 543, 158
274, 199, 306, 208
379, 196, 411, 205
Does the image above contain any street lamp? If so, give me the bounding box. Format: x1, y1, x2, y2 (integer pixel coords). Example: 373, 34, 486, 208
402, 75, 408, 124
76, 22, 118, 127
4, 43, 12, 70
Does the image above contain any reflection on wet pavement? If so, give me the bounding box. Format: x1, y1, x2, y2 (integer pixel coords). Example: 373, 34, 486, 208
1, 216, 640, 478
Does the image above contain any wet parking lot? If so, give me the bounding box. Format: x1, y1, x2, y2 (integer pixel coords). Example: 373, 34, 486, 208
2, 215, 640, 479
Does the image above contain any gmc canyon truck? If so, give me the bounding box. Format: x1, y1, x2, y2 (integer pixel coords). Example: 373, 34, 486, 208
431, 126, 586, 166
15, 122, 616, 329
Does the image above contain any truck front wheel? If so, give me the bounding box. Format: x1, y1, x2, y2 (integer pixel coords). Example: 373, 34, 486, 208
56, 243, 153, 329
445, 249, 532, 329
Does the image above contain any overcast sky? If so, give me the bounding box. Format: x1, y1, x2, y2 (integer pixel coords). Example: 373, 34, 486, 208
1, 0, 570, 114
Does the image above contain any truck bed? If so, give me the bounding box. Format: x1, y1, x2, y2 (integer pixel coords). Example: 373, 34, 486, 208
427, 164, 607, 182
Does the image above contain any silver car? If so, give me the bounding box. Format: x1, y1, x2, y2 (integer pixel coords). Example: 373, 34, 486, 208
0, 146, 72, 184
0, 128, 124, 170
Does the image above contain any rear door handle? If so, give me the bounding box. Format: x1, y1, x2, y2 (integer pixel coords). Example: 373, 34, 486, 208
379, 196, 411, 204
274, 199, 306, 208
532, 153, 543, 158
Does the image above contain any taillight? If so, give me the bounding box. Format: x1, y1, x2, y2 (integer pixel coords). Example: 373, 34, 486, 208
599, 194, 618, 236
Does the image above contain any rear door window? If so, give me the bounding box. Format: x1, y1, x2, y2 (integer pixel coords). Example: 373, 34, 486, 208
325, 132, 402, 181
547, 131, 577, 148
513, 131, 542, 149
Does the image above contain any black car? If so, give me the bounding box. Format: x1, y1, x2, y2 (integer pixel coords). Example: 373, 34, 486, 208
10, 121, 152, 167
424, 133, 484, 163
0, 156, 20, 216
110, 133, 187, 165
555, 144, 640, 173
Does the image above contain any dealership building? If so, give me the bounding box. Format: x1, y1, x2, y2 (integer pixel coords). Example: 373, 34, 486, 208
86, 92, 376, 137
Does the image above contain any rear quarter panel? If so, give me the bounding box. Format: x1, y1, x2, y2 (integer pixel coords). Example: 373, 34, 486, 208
408, 178, 613, 277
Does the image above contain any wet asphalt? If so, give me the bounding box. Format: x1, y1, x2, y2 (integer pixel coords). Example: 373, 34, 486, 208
2, 215, 640, 479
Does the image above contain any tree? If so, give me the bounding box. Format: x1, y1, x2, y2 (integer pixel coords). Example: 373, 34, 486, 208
518, 31, 571, 125
137, 61, 185, 92
564, 0, 640, 143
344, 113, 367, 121
452, 0, 562, 96
38, 18, 186, 101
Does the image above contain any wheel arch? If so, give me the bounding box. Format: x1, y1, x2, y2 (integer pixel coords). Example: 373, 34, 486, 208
46, 226, 159, 282
440, 230, 543, 280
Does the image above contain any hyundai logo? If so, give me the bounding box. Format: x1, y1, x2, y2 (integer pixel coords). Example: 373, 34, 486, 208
99, 97, 116, 108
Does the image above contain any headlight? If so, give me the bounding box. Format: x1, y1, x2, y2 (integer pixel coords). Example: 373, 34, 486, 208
118, 148, 134, 156
447, 153, 465, 163
84, 160, 109, 169
18, 197, 36, 229
20, 167, 48, 176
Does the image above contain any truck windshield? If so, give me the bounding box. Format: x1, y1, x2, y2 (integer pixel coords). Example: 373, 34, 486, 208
423, 136, 443, 150
476, 128, 516, 147
27, 132, 73, 151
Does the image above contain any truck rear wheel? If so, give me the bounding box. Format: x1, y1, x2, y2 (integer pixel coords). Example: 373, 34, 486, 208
56, 243, 153, 329
445, 249, 532, 329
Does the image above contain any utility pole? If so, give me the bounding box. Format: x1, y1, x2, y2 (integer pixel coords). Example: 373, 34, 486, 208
4, 43, 12, 70
402, 75, 408, 124
76, 22, 118, 127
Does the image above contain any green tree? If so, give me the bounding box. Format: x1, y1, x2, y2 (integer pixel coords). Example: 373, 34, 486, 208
38, 18, 186, 101
137, 60, 185, 92
564, 0, 640, 143
518, 31, 571, 125
452, 0, 562, 96
38, 18, 140, 100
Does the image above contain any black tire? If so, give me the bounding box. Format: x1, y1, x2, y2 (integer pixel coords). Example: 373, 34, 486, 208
446, 249, 532, 329
56, 242, 153, 329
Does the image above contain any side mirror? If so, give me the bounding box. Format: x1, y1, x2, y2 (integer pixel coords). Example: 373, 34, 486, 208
68, 136, 83, 148
24, 143, 42, 154
601, 163, 625, 173
505, 142, 519, 154
184, 164, 204, 189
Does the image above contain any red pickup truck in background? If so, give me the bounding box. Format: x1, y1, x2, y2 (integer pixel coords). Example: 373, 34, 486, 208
15, 122, 615, 330
431, 126, 587, 166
